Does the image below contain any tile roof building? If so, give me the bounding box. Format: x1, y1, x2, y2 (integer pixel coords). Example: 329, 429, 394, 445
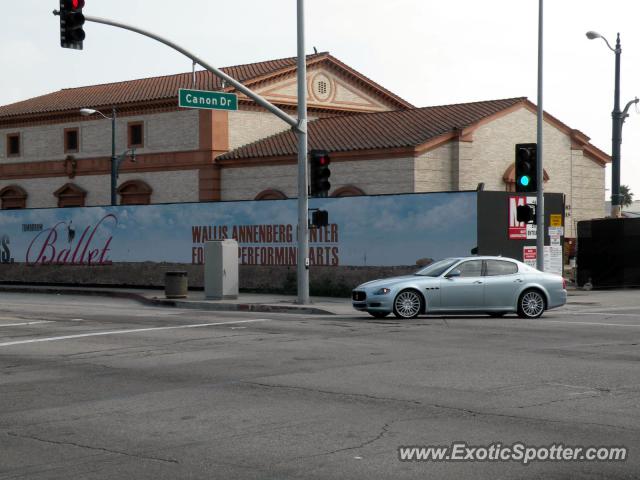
0, 52, 608, 239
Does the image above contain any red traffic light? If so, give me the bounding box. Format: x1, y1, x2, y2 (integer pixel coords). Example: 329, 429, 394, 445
60, 0, 86, 49
309, 150, 331, 197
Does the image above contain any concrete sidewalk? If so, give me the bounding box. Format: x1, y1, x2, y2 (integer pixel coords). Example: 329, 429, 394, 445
0, 284, 353, 315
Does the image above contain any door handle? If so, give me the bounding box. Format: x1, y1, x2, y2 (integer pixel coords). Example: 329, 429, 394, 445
514, 278, 523, 283
473, 280, 483, 284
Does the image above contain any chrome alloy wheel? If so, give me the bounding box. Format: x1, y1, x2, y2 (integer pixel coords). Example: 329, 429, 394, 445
393, 290, 422, 319
519, 290, 545, 318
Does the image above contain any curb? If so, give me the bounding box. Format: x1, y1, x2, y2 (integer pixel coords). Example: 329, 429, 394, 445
0, 285, 336, 315
145, 297, 334, 315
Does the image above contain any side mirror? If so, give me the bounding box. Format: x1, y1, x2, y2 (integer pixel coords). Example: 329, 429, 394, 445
446, 269, 461, 279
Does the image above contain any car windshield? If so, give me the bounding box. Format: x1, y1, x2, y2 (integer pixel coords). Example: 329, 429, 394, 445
414, 258, 460, 277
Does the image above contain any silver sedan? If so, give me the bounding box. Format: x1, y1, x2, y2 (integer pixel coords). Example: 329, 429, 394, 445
352, 256, 566, 319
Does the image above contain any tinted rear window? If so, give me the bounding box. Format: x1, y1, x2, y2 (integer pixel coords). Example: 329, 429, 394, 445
486, 260, 518, 276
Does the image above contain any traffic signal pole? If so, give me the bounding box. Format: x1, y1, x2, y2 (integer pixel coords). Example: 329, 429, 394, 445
535, 0, 545, 271
296, 0, 310, 304
55, 8, 312, 303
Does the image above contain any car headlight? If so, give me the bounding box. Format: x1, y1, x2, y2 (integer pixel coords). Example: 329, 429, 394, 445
374, 287, 391, 295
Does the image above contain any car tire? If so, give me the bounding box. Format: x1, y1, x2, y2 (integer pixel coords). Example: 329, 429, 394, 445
517, 289, 546, 319
369, 311, 390, 319
393, 289, 423, 319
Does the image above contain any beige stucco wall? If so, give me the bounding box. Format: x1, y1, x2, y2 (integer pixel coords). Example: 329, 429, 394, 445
0, 170, 199, 208
220, 157, 415, 201
414, 143, 455, 192
254, 66, 395, 113
227, 110, 292, 151
0, 110, 199, 164
568, 149, 606, 237
468, 107, 605, 238
330, 157, 415, 196
469, 107, 572, 193
221, 164, 298, 201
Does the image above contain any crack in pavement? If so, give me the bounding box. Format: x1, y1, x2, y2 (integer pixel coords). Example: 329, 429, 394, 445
290, 422, 393, 461
242, 381, 423, 406
6, 431, 179, 464
514, 393, 603, 409
241, 381, 638, 432
322, 422, 391, 455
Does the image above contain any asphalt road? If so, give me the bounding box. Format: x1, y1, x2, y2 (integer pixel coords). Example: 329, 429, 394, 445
0, 292, 639, 479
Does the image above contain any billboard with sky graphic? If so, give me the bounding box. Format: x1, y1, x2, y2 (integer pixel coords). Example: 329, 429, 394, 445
0, 192, 478, 267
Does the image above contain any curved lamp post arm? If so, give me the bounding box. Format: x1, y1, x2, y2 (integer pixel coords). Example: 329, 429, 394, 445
68, 13, 299, 130
599, 35, 616, 52
586, 31, 617, 52
114, 148, 136, 178
622, 97, 639, 123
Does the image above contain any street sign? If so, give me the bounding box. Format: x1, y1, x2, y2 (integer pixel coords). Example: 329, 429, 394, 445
550, 214, 562, 227
523, 246, 537, 268
178, 88, 238, 111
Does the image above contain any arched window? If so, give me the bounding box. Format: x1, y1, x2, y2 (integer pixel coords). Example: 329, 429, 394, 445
255, 189, 287, 200
54, 183, 87, 208
117, 180, 152, 205
0, 185, 27, 209
331, 185, 366, 197
502, 165, 549, 192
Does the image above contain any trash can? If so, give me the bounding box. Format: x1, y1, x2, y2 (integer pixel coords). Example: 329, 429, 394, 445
165, 271, 188, 299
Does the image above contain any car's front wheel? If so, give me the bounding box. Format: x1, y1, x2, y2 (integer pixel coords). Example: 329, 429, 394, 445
517, 289, 546, 319
393, 289, 423, 319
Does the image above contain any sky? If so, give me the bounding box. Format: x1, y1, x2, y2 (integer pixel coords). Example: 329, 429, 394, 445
2, 0, 639, 201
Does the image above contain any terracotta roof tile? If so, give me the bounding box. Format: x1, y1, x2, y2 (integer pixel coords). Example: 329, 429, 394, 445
0, 53, 316, 118
219, 98, 527, 160
0, 52, 412, 119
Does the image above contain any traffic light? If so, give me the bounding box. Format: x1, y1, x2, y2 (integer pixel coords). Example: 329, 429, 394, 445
517, 204, 536, 224
309, 150, 331, 197
311, 210, 329, 227
60, 0, 86, 50
515, 143, 537, 193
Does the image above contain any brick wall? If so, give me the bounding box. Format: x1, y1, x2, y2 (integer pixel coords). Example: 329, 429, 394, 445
220, 157, 415, 200
0, 170, 200, 208
470, 107, 605, 238
228, 110, 292, 151
415, 143, 455, 192
0, 263, 417, 297
0, 110, 200, 164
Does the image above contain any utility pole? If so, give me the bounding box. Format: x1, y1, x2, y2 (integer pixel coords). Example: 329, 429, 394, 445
586, 31, 638, 218
110, 107, 117, 205
535, 0, 545, 271
55, 8, 312, 303
296, 0, 310, 304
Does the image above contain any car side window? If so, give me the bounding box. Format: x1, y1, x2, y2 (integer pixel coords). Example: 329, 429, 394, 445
485, 260, 518, 276
456, 260, 483, 278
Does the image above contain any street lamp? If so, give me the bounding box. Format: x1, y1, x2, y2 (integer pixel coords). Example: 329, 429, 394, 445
586, 31, 639, 218
80, 107, 135, 206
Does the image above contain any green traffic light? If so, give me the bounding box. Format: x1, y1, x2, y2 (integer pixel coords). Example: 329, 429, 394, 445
519, 176, 530, 187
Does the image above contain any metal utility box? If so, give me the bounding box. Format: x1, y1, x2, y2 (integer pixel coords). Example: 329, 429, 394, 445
577, 217, 640, 288
204, 240, 239, 299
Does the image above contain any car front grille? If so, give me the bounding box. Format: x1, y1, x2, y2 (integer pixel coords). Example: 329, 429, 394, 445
352, 291, 366, 302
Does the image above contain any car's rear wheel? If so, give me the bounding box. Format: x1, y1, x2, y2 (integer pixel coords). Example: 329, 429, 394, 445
393, 289, 423, 319
517, 289, 546, 319
369, 311, 390, 318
